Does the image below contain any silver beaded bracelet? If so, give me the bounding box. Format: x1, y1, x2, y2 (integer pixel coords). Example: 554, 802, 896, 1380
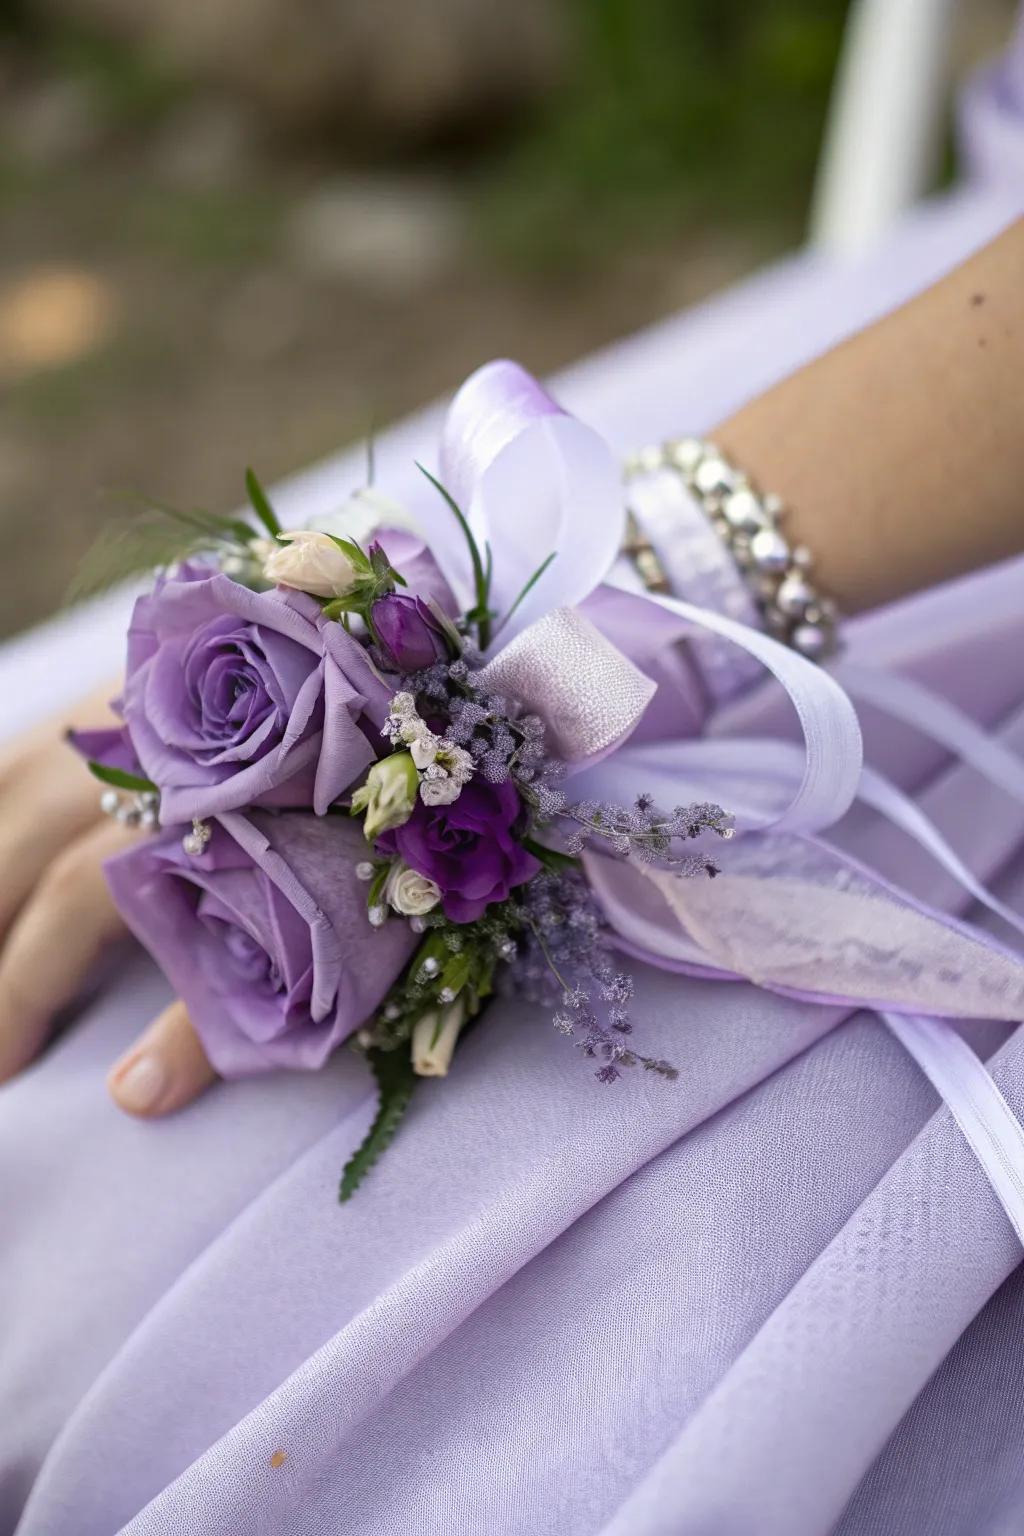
623, 437, 839, 660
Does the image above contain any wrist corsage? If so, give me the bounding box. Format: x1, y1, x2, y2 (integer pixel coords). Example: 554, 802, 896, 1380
71, 359, 1024, 1243
74, 361, 733, 1198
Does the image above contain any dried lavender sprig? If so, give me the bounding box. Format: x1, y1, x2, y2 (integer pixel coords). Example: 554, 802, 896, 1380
550, 794, 733, 873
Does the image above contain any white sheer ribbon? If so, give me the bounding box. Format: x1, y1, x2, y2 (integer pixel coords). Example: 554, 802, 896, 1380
884, 1013, 1024, 1249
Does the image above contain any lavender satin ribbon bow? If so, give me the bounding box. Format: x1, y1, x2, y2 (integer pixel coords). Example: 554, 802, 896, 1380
431, 362, 1024, 1032
434, 360, 1024, 1248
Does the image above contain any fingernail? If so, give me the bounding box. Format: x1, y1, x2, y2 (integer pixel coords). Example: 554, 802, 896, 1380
110, 1054, 167, 1113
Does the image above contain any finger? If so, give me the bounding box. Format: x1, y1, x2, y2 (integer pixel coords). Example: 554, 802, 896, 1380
0, 745, 108, 941
0, 818, 137, 1082
107, 1000, 217, 1118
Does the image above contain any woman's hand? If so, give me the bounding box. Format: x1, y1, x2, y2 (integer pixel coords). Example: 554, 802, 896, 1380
0, 683, 216, 1115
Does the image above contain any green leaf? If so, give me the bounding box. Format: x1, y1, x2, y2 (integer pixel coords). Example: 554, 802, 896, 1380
338, 1047, 418, 1202
86, 760, 158, 793
319, 534, 374, 580
520, 834, 580, 872
320, 594, 365, 620
501, 551, 557, 629
65, 496, 257, 606
366, 862, 390, 909
244, 467, 282, 538
415, 462, 492, 650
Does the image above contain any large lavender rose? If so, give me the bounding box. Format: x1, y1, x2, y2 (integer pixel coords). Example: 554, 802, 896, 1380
377, 778, 539, 923
122, 570, 392, 823
105, 812, 415, 1076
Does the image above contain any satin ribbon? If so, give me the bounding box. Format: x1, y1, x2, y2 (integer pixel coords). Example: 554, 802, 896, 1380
883, 1013, 1024, 1249
437, 360, 1024, 1246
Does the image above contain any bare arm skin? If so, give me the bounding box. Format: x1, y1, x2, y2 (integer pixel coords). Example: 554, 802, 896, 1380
1, 221, 1022, 1116
718, 215, 1023, 613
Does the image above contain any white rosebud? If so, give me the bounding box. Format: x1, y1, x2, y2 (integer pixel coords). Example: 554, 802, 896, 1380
411, 996, 467, 1078
263, 530, 359, 599
384, 861, 441, 917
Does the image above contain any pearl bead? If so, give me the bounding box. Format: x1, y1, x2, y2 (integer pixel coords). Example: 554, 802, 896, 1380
749, 528, 790, 572
355, 861, 375, 882
356, 1029, 373, 1048
420, 956, 440, 979
625, 444, 663, 476
776, 574, 814, 615
367, 905, 386, 927
693, 457, 734, 498
182, 831, 205, 856
792, 622, 827, 658
99, 789, 120, 817
140, 808, 159, 831
438, 987, 456, 1004
409, 916, 427, 934
383, 1003, 400, 1021
723, 489, 767, 534
666, 437, 704, 472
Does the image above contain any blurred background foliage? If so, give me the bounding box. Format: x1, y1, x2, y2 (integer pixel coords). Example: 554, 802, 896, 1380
0, 0, 1014, 634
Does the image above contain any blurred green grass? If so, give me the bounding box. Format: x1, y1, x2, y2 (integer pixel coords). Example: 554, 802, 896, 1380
2, 0, 850, 271
477, 0, 850, 268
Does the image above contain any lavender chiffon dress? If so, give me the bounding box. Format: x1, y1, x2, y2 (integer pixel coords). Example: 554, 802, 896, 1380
3, 25, 1024, 1536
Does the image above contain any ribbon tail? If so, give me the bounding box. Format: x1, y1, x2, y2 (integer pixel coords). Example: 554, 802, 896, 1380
580, 590, 864, 835
835, 660, 1024, 807
857, 762, 1024, 942
883, 1011, 1024, 1250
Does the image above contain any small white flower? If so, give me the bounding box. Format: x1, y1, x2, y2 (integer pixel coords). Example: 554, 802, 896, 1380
411, 996, 467, 1077
439, 743, 474, 785
419, 775, 463, 807
263, 529, 359, 599
410, 733, 440, 771
384, 861, 441, 917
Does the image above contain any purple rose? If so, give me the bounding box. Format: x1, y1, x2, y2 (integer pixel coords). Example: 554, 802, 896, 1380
122, 570, 392, 823
371, 592, 450, 673
378, 778, 540, 923
105, 811, 416, 1076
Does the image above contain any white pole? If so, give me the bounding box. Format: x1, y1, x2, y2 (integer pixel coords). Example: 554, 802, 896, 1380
809, 0, 956, 255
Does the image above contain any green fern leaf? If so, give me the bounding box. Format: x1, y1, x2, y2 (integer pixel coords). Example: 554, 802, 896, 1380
338, 1046, 418, 1202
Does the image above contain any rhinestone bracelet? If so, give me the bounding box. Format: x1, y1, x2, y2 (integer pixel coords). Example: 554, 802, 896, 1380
623, 436, 840, 660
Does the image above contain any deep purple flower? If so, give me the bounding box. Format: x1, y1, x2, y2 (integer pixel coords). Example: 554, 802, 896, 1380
105, 810, 415, 1076
371, 592, 450, 673
378, 778, 540, 923
122, 570, 392, 823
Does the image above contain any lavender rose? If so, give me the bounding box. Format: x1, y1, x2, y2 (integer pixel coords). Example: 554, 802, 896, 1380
105, 811, 416, 1076
122, 570, 392, 823
377, 778, 539, 923
370, 592, 450, 673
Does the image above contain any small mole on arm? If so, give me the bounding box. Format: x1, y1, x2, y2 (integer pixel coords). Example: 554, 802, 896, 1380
270, 1449, 288, 1470
970, 292, 986, 307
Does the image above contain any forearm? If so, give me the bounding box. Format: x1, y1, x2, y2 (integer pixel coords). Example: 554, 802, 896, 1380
716, 216, 1024, 614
